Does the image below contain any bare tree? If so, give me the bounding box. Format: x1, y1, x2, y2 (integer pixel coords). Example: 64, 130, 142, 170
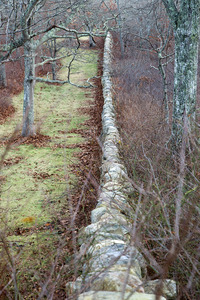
0, 0, 116, 137
115, 0, 199, 149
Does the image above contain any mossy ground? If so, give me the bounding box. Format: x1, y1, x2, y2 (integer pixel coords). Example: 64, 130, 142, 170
0, 46, 98, 297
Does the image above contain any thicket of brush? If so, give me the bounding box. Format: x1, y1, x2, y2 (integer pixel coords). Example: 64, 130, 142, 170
113, 32, 200, 299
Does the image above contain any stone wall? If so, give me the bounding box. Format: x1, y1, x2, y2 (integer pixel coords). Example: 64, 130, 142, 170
67, 33, 176, 300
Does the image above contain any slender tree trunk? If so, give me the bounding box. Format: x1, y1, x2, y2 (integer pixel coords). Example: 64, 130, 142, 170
172, 22, 199, 145
158, 52, 169, 124
86, 24, 96, 47
0, 56, 7, 87
52, 62, 56, 80
117, 0, 124, 58
89, 35, 96, 47
22, 41, 36, 137
51, 38, 57, 80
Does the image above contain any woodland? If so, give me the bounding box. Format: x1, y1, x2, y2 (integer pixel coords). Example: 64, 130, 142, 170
0, 0, 200, 299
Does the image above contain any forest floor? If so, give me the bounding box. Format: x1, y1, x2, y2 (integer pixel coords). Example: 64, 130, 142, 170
0, 38, 104, 299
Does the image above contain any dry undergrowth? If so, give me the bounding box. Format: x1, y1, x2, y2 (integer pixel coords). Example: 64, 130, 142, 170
113, 36, 200, 299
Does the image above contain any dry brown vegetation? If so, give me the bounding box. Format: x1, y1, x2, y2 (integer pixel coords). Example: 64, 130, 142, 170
113, 33, 200, 299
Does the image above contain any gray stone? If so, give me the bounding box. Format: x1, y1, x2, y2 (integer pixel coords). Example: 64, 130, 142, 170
88, 239, 126, 251
87, 233, 128, 243
96, 197, 131, 214
91, 207, 108, 223
97, 192, 127, 205
84, 221, 129, 238
87, 243, 145, 274
98, 189, 127, 201
101, 162, 127, 175
94, 211, 128, 226
78, 291, 166, 300
102, 165, 127, 182
144, 279, 177, 299
90, 271, 144, 293
66, 276, 82, 294
102, 181, 126, 192
108, 264, 143, 278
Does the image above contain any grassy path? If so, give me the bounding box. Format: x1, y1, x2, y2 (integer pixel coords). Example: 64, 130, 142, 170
0, 46, 99, 298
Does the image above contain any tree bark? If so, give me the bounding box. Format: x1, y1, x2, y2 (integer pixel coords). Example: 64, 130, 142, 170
172, 15, 199, 145
0, 56, 7, 87
22, 41, 36, 137
162, 0, 200, 147
49, 38, 57, 80
116, 0, 124, 58
158, 51, 169, 124
89, 35, 96, 47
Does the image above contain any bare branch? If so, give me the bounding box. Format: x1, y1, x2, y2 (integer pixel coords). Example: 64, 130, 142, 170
35, 55, 65, 67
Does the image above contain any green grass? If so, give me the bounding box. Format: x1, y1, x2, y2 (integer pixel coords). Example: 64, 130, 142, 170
0, 47, 98, 297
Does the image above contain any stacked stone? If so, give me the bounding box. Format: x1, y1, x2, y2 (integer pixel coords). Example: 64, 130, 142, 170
66, 33, 176, 300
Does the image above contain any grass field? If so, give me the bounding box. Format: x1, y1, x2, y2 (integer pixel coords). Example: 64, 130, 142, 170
0, 46, 98, 298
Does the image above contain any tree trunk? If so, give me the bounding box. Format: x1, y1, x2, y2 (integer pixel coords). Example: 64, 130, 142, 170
22, 41, 36, 137
117, 0, 124, 58
158, 52, 169, 124
162, 0, 200, 148
52, 61, 56, 80
172, 21, 199, 146
51, 38, 57, 80
89, 35, 96, 47
0, 57, 7, 87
